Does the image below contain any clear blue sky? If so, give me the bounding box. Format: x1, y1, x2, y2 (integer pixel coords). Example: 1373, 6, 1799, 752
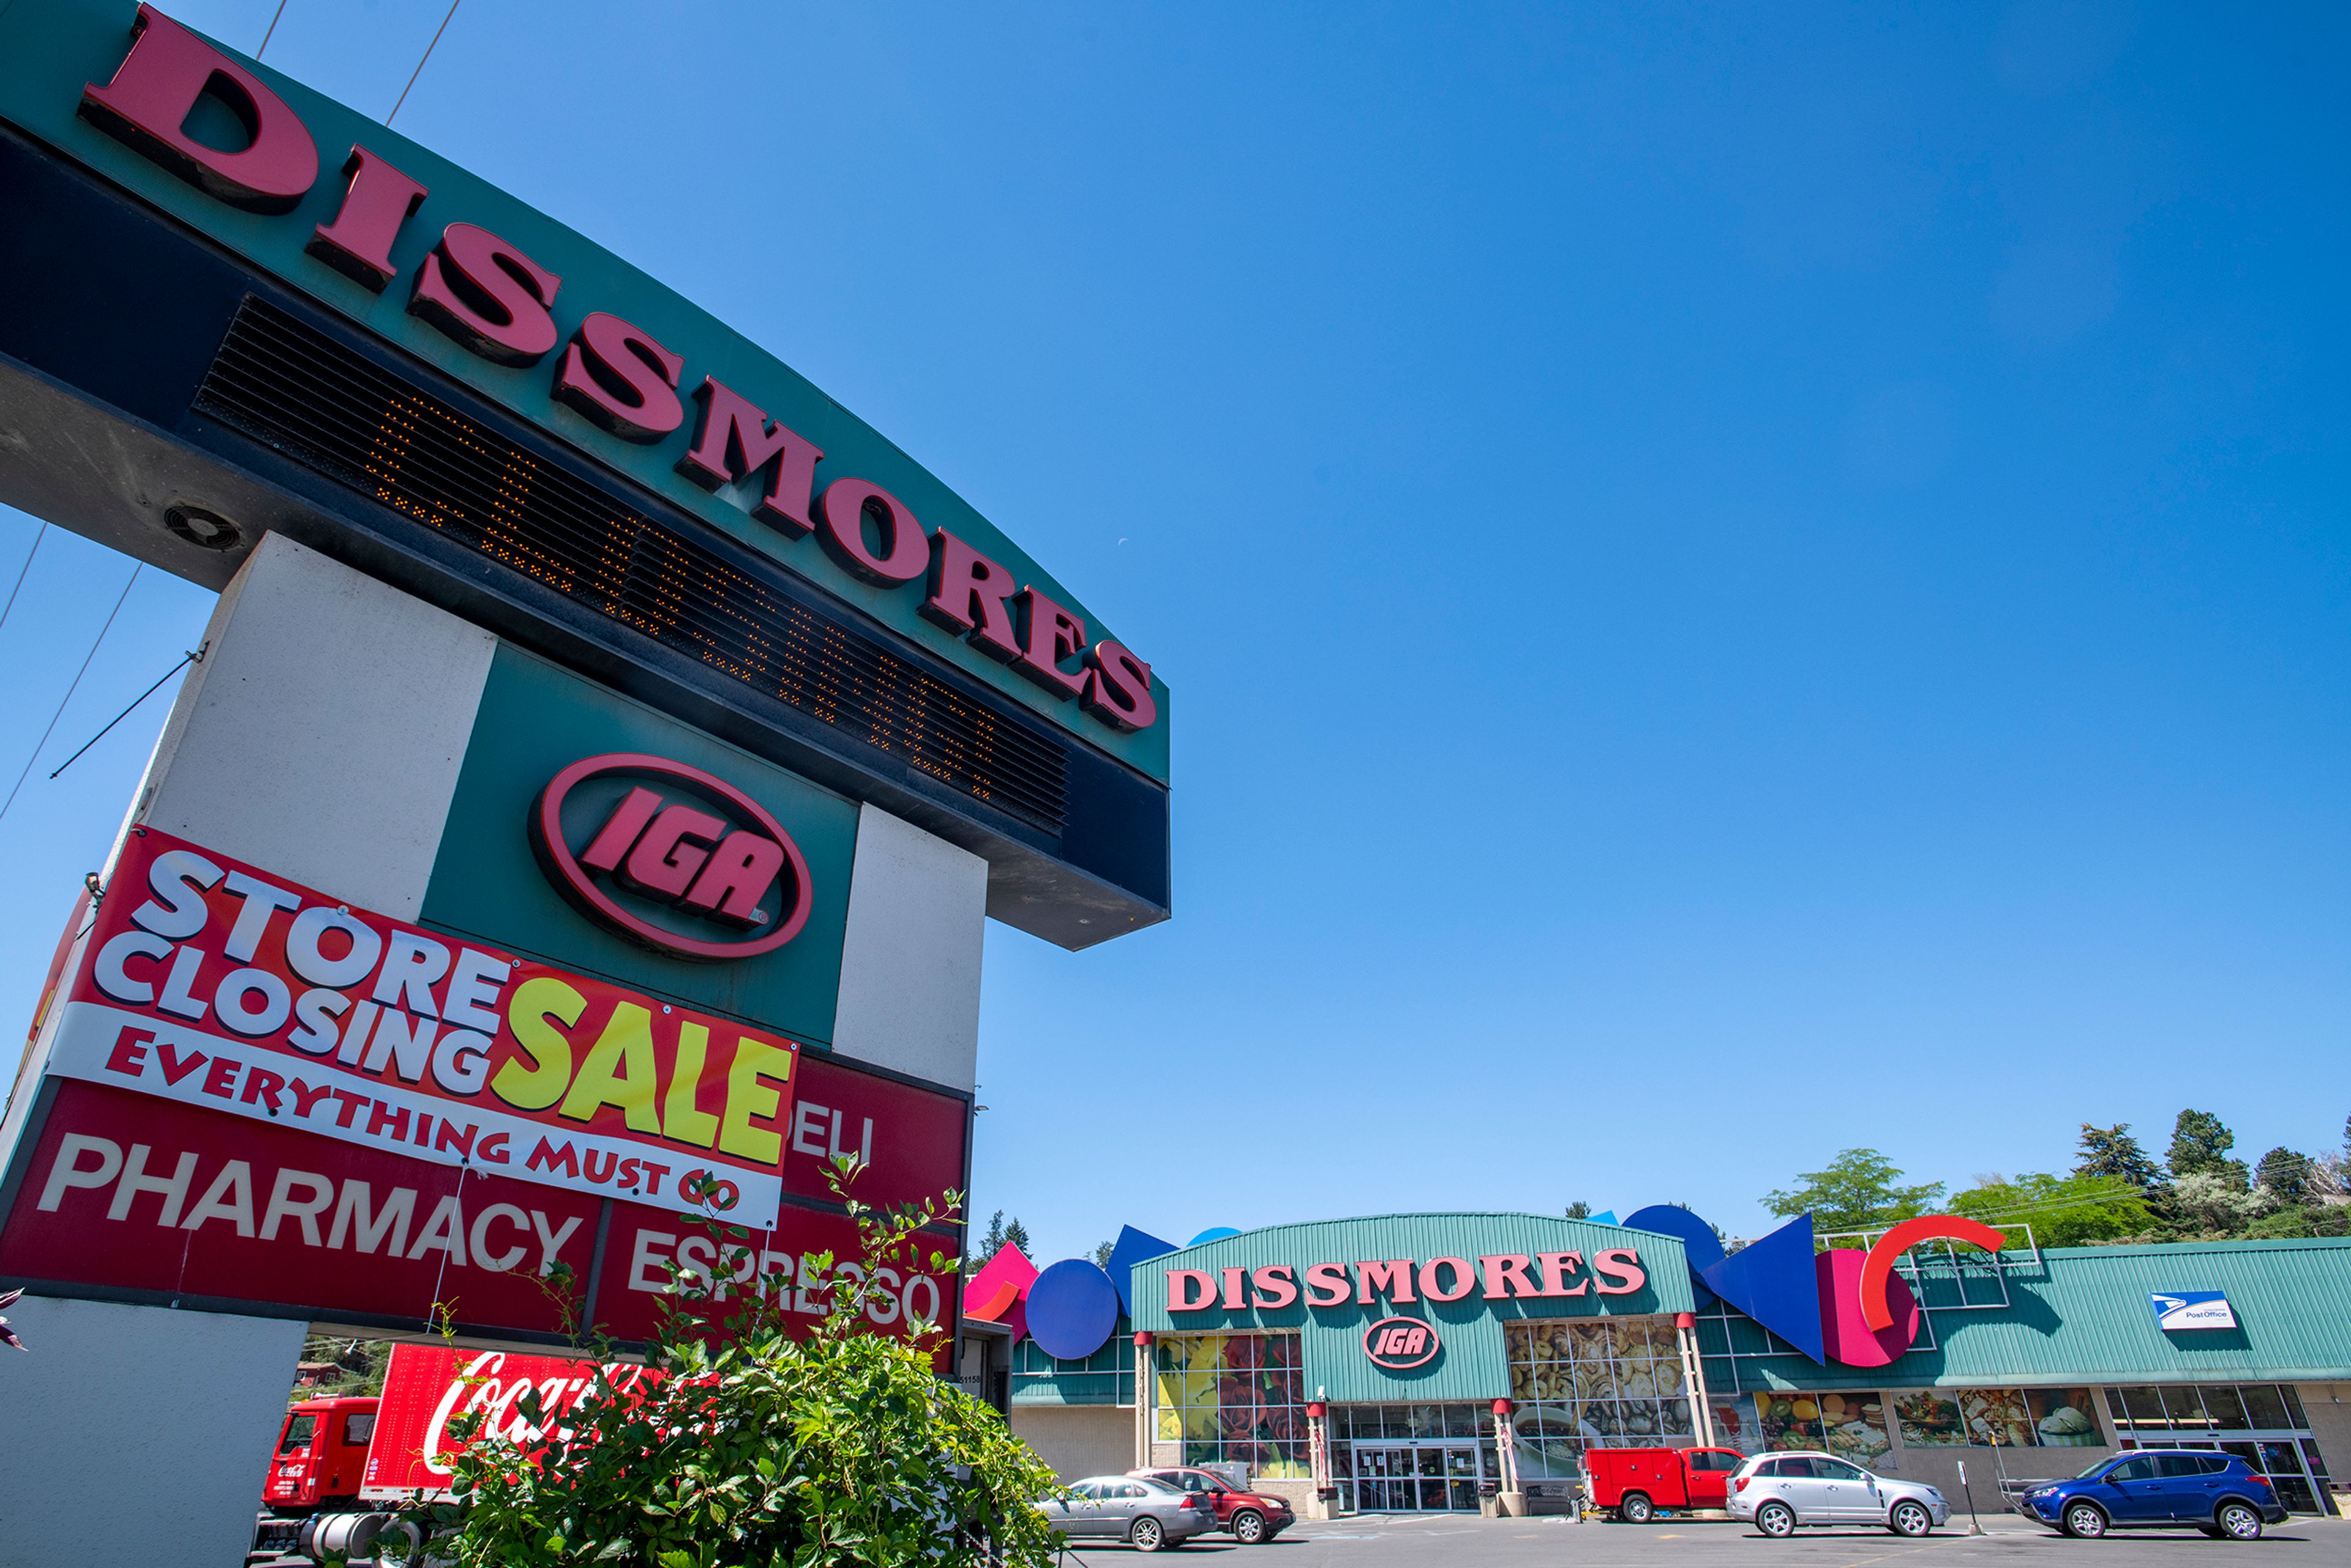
3, 2, 2345, 1259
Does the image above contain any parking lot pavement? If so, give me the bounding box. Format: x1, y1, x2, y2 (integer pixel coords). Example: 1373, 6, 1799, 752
1044, 1512, 2350, 1567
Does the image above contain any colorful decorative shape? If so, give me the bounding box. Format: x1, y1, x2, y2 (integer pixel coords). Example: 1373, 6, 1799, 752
1104, 1225, 1178, 1316
1026, 1259, 1121, 1361
1857, 1215, 2006, 1332
1588, 1211, 1618, 1227
1621, 1204, 1723, 1308
1817, 1248, 1919, 1367
1700, 1214, 1824, 1364
1188, 1226, 1241, 1246
964, 1244, 1038, 1327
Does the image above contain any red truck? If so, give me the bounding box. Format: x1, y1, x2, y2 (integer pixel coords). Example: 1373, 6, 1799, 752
1583, 1447, 1745, 1523
263, 1395, 381, 1513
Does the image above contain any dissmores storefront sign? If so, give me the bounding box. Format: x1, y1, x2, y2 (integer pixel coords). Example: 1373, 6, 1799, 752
1166, 1249, 1649, 1312
77, 4, 1158, 740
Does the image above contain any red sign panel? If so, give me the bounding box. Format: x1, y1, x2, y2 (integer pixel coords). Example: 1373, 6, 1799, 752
362, 1343, 659, 1501
0, 1083, 961, 1347
0, 1081, 596, 1334
50, 829, 801, 1225
781, 1054, 969, 1213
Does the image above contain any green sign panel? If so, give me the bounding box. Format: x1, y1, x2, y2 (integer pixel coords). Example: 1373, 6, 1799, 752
421, 645, 860, 1046
0, 0, 1168, 782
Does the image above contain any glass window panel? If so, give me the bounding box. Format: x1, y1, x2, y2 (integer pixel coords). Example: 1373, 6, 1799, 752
2198, 1386, 2248, 1430
2023, 1389, 2104, 1447
2242, 1386, 2292, 1430
2279, 1386, 2308, 1428
2117, 1387, 2166, 1428
2163, 1387, 2213, 1427
2300, 1439, 2330, 1478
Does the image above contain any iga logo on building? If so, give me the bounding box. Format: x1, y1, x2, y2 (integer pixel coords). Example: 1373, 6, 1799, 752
1363, 1316, 1441, 1370
2151, 1291, 2237, 1330
531, 754, 812, 962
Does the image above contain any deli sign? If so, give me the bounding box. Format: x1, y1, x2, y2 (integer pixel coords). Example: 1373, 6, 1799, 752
531, 754, 812, 962
44, 827, 802, 1225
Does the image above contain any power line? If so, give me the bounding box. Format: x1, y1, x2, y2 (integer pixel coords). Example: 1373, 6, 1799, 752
0, 521, 48, 639
387, 0, 462, 127
0, 563, 142, 827
47, 642, 205, 782
256, 0, 290, 58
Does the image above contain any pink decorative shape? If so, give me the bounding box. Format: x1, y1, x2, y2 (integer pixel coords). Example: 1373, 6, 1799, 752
964, 1245, 1040, 1340
1818, 1248, 1919, 1367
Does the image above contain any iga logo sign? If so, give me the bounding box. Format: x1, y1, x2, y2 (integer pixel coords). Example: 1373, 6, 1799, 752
1363, 1315, 1441, 1370
531, 754, 812, 962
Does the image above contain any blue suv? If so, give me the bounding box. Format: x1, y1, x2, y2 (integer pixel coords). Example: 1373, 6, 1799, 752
2019, 1450, 2288, 1541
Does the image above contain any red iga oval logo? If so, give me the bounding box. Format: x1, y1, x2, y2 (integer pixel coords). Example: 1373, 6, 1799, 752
1363, 1315, 1441, 1370
530, 753, 812, 962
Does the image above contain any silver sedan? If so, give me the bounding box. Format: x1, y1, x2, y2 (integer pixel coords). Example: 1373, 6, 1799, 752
1726, 1451, 1951, 1537
1035, 1474, 1213, 1551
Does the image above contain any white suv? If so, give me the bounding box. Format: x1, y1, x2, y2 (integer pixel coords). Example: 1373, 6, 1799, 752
1727, 1451, 1950, 1538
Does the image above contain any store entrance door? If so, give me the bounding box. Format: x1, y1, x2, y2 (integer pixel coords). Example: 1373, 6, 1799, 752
1349, 1442, 1485, 1512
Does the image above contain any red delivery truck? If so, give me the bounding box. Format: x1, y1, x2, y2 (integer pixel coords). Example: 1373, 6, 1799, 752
1583, 1447, 1747, 1522
255, 1346, 654, 1563
263, 1396, 380, 1513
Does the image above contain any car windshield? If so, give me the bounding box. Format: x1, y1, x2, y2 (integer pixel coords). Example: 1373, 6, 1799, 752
277, 1414, 318, 1455
2075, 1457, 2118, 1480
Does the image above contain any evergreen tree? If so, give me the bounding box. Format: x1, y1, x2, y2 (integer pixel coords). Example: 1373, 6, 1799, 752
1564, 1201, 1593, 1220
2074, 1123, 2162, 1189
1093, 1239, 1117, 1268
2254, 1147, 2312, 1204
2167, 1109, 2246, 1185
966, 1209, 1026, 1275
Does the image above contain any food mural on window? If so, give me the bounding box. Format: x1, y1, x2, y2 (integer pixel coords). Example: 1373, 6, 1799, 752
1753, 1392, 1890, 1465
1502, 1318, 1690, 1479
1153, 1333, 1307, 1480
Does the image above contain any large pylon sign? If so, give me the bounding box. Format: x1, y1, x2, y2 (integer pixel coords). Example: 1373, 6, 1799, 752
0, 1, 1169, 1349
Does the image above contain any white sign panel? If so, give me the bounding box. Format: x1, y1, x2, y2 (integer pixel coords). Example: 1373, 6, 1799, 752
2151, 1291, 2237, 1330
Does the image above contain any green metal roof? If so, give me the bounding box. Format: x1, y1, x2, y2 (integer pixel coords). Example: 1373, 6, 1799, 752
1709, 1236, 2351, 1394
1008, 1218, 2351, 1411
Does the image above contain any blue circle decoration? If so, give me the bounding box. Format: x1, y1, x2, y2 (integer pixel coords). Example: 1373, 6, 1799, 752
1026, 1259, 1121, 1360
1620, 1203, 1724, 1308
1188, 1226, 1242, 1246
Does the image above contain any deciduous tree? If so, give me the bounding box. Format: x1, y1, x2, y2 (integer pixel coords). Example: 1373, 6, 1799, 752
1762, 1149, 1945, 1234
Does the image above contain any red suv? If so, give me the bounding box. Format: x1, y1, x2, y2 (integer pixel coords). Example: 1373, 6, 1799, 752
1130, 1468, 1295, 1544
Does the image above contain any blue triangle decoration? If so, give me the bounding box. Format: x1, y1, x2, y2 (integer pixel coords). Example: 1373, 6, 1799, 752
1699, 1214, 1824, 1364
1621, 1204, 1723, 1310
1104, 1225, 1179, 1316
1589, 1210, 1618, 1226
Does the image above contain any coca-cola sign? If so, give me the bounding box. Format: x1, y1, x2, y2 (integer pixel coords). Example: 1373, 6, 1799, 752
530, 753, 813, 962
362, 1344, 659, 1500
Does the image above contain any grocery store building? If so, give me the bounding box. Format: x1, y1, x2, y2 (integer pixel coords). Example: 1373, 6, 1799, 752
1005, 1212, 2351, 1521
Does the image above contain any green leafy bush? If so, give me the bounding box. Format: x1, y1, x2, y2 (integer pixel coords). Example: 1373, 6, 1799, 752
403, 1166, 1062, 1567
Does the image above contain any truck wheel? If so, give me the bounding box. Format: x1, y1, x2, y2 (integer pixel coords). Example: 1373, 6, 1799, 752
2060, 1501, 2108, 1539
1888, 1500, 1933, 1537
1755, 1501, 1796, 1539
1620, 1492, 1654, 1525
1231, 1510, 1267, 1544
